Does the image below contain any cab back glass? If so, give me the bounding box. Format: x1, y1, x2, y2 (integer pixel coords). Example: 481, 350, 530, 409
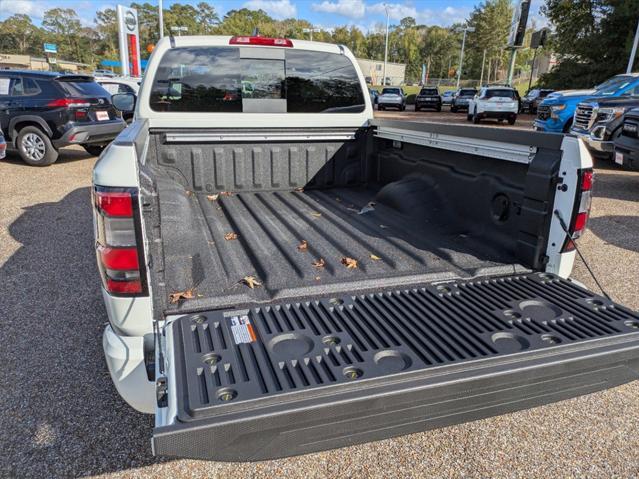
149, 46, 365, 113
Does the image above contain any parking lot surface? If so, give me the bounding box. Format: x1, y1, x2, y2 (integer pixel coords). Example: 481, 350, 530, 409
2, 139, 639, 478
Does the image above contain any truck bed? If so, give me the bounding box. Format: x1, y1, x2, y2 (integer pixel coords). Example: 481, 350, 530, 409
157, 185, 525, 310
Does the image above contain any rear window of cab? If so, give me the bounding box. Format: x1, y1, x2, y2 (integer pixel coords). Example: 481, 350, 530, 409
149, 46, 365, 113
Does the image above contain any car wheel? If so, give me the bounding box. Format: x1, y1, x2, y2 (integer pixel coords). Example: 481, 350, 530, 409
415, 106, 420, 112
401, 105, 406, 111
508, 116, 516, 125
472, 108, 480, 124
451, 106, 458, 113
379, 106, 384, 111
82, 144, 106, 156
17, 126, 58, 166
467, 112, 472, 121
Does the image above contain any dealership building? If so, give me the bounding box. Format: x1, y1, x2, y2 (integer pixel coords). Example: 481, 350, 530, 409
356, 58, 406, 86
0, 53, 89, 73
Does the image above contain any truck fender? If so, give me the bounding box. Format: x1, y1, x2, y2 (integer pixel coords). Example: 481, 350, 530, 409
9, 116, 54, 145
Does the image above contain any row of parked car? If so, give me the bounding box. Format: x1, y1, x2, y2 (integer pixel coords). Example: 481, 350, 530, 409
371, 85, 523, 124
533, 73, 639, 170
0, 70, 139, 165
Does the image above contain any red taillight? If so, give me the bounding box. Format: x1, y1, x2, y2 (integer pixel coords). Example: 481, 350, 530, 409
93, 187, 146, 296
106, 278, 142, 294
229, 36, 293, 47
75, 109, 88, 121
561, 169, 593, 252
581, 169, 593, 191
98, 246, 139, 270
47, 98, 92, 108
95, 191, 134, 217
573, 211, 589, 233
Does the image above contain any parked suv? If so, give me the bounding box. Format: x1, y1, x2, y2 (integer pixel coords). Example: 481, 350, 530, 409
0, 70, 126, 165
414, 87, 442, 111
613, 108, 639, 169
467, 86, 518, 124
570, 93, 639, 158
450, 88, 477, 112
378, 87, 406, 110
521, 88, 554, 114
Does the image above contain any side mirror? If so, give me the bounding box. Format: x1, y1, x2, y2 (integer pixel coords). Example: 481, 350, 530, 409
112, 92, 136, 113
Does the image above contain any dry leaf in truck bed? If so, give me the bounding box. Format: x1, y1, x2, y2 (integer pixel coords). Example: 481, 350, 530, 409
370, 254, 382, 261
224, 232, 238, 241
241, 276, 262, 289
185, 190, 193, 197
169, 289, 196, 304
219, 191, 234, 197
297, 239, 308, 252
310, 211, 322, 217
294, 187, 304, 192
207, 194, 219, 201
312, 258, 326, 268
341, 257, 358, 269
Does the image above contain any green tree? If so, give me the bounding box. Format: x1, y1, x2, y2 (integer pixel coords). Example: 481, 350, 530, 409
539, 0, 639, 89
0, 14, 43, 55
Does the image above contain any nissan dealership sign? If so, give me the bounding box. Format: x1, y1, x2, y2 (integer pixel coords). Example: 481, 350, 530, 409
117, 5, 141, 77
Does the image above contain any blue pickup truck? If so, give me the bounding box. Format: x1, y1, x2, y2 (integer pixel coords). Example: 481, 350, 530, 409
534, 74, 639, 133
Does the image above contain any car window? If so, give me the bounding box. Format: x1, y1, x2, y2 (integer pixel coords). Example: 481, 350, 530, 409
621, 84, 639, 97
484, 89, 515, 99
420, 89, 438, 95
595, 76, 635, 95
526, 89, 539, 97
101, 82, 134, 95
149, 46, 365, 114
459, 89, 477, 96
22, 78, 40, 95
8, 78, 24, 96
57, 79, 110, 97
382, 88, 401, 95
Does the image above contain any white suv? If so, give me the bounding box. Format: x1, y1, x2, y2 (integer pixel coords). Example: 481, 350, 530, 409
467, 86, 519, 125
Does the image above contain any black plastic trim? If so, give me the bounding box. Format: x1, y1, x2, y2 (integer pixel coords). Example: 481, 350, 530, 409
153, 334, 639, 461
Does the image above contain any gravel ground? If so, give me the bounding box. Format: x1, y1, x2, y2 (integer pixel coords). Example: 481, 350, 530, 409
1, 140, 639, 478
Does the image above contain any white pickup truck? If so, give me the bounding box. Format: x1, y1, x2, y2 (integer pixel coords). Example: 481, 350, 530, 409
94, 35, 639, 461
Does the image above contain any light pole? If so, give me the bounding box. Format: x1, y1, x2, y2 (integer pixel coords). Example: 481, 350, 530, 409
628, 17, 639, 73
158, 0, 164, 38
170, 26, 188, 36
479, 49, 487, 87
383, 4, 390, 86
455, 25, 475, 90
303, 27, 321, 41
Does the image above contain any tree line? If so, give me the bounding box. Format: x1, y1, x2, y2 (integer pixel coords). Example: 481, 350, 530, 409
1, 0, 638, 89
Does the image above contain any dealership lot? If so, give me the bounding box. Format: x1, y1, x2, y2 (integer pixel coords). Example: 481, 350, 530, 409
375, 107, 537, 129
2, 127, 639, 477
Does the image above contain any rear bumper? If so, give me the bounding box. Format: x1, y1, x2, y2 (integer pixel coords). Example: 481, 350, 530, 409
153, 334, 639, 461
53, 120, 125, 147
477, 111, 517, 120
415, 100, 441, 109
103, 325, 155, 414
378, 102, 403, 108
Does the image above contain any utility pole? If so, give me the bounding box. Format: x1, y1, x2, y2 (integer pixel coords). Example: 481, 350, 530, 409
425, 56, 431, 84
527, 47, 539, 92
158, 0, 164, 38
479, 49, 487, 87
506, 48, 517, 86
383, 4, 390, 86
628, 17, 639, 73
456, 25, 475, 90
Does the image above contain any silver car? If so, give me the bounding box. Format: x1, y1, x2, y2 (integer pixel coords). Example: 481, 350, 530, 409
378, 87, 406, 111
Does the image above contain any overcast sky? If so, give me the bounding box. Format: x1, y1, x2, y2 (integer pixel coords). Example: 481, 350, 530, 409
1, 0, 547, 32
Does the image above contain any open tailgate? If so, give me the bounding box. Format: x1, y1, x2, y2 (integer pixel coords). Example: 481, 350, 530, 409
153, 273, 639, 461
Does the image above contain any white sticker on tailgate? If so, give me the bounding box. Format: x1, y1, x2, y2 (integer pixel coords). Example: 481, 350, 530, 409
227, 314, 256, 344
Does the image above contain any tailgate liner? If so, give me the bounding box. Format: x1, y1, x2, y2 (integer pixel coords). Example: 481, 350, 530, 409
169, 273, 639, 421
